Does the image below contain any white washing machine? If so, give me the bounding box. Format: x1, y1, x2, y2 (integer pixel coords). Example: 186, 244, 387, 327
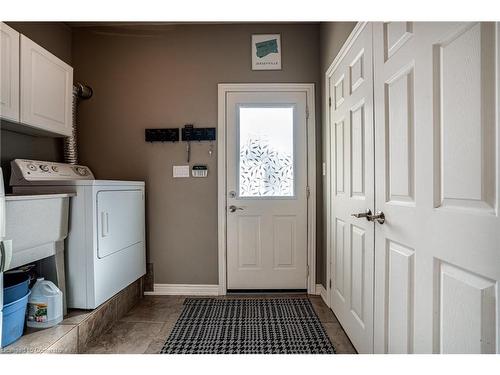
10, 159, 146, 309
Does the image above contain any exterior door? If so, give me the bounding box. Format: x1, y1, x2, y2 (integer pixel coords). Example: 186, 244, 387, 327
373, 22, 500, 353
225, 90, 308, 290
329, 23, 375, 353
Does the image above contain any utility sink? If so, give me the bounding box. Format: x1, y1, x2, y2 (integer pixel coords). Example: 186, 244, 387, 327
4, 193, 73, 270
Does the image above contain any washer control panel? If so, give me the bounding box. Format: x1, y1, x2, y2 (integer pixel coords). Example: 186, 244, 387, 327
9, 159, 95, 184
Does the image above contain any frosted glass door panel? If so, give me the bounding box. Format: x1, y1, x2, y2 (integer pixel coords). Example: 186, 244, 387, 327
238, 107, 295, 197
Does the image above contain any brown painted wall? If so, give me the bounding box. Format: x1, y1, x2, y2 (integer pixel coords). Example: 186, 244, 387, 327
319, 22, 357, 286
1, 22, 71, 191
72, 23, 321, 285
6, 22, 72, 65
1, 21, 356, 288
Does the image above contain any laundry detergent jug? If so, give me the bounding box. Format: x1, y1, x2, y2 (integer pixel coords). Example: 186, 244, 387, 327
27, 278, 63, 329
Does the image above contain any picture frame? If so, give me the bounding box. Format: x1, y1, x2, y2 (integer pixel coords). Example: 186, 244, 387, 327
251, 34, 282, 70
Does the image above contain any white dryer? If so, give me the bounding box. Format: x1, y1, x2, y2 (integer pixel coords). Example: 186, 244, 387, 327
10, 159, 146, 309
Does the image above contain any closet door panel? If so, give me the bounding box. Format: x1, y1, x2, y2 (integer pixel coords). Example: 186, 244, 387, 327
374, 22, 500, 354
328, 23, 375, 354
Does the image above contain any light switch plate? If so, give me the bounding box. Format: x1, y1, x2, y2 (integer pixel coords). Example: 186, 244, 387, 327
173, 165, 190, 178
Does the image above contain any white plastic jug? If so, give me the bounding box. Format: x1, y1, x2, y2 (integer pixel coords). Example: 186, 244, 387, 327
27, 278, 63, 329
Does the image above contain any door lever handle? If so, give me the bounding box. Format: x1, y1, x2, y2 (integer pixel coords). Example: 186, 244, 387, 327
367, 211, 385, 224
351, 209, 385, 224
229, 205, 244, 213
351, 209, 372, 219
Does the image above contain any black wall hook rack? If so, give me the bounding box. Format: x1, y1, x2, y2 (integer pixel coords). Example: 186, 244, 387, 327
182, 124, 216, 142
145, 125, 216, 143
145, 128, 180, 142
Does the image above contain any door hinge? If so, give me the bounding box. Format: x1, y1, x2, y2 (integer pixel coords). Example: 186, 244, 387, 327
307, 265, 310, 277
306, 106, 309, 120
306, 186, 310, 198
329, 97, 332, 107
329, 279, 332, 289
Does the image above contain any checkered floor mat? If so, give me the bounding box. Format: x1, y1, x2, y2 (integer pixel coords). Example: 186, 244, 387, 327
160, 298, 335, 354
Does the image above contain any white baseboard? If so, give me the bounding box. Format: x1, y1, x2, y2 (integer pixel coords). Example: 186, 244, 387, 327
144, 284, 220, 296
315, 283, 328, 304
145, 283, 326, 299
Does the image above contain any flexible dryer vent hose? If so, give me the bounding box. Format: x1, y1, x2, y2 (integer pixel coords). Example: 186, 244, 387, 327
63, 83, 93, 165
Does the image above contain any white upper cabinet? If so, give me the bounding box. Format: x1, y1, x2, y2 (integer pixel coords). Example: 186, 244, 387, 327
0, 22, 73, 137
20, 35, 73, 137
0, 22, 20, 122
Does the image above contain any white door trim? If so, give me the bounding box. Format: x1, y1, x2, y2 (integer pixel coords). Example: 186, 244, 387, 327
217, 83, 316, 295
324, 22, 367, 308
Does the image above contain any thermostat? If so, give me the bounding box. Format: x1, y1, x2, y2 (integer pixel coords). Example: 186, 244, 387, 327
192, 165, 208, 178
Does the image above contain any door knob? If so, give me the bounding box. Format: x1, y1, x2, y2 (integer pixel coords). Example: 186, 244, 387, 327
367, 211, 385, 224
229, 205, 244, 213
351, 209, 372, 219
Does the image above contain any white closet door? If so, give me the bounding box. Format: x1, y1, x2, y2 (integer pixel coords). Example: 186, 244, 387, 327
329, 22, 375, 353
373, 22, 500, 354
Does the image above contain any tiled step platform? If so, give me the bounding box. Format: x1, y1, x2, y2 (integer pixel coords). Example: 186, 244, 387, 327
1, 279, 143, 354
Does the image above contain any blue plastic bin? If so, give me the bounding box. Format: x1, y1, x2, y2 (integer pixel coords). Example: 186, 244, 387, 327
4, 272, 30, 305
1, 290, 31, 347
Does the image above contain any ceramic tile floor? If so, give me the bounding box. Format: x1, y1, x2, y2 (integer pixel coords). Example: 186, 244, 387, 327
83, 294, 357, 354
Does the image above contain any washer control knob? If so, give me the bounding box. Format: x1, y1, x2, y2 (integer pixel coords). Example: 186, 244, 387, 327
40, 165, 49, 172
75, 167, 88, 176
27, 163, 37, 171
51, 166, 59, 172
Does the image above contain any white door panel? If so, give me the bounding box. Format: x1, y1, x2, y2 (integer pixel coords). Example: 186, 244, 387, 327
329, 22, 375, 354
97, 190, 145, 259
373, 21, 500, 353
20, 35, 73, 136
226, 91, 308, 290
373, 21, 419, 354
0, 22, 20, 122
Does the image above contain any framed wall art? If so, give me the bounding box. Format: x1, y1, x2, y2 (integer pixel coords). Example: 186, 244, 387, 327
251, 34, 282, 70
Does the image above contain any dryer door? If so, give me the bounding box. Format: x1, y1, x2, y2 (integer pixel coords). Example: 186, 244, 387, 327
96, 190, 144, 259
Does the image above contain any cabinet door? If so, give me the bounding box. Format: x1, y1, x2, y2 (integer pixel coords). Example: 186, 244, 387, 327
0, 22, 20, 122
20, 35, 73, 136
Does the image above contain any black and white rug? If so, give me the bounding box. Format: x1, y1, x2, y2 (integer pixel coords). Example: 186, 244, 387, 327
160, 298, 335, 354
